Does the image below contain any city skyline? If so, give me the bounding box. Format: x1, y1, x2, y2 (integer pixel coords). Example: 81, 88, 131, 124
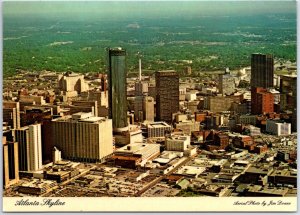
2, 1, 298, 213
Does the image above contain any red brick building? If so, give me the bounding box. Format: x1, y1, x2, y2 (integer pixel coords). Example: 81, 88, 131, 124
251, 87, 274, 115
195, 112, 207, 123
206, 132, 229, 151
233, 136, 254, 148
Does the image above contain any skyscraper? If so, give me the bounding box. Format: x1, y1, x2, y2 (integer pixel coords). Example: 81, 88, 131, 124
51, 112, 113, 162
143, 96, 155, 122
251, 53, 274, 88
155, 70, 179, 122
134, 96, 155, 122
107, 48, 128, 132
3, 101, 21, 129
13, 124, 43, 171
251, 54, 274, 115
3, 136, 19, 188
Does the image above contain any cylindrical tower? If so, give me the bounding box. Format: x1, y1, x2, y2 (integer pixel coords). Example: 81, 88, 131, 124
107, 47, 128, 132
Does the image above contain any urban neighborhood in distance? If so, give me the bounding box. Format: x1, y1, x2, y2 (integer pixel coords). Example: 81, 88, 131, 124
2, 1, 297, 198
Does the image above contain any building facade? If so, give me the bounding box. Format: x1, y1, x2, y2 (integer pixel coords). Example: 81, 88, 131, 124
251, 53, 274, 88
107, 47, 128, 132
3, 101, 21, 129
251, 87, 274, 115
144, 121, 171, 138
165, 135, 190, 152
218, 74, 236, 96
266, 120, 291, 136
205, 96, 234, 113
155, 70, 179, 122
13, 124, 43, 171
3, 137, 19, 188
135, 96, 155, 122
58, 72, 88, 94
51, 112, 113, 162
135, 81, 148, 96
143, 96, 155, 122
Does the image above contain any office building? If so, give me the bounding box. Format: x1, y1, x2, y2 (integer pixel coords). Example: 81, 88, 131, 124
3, 101, 20, 129
205, 96, 234, 113
13, 124, 43, 171
143, 96, 155, 122
3, 108, 19, 129
71, 100, 98, 117
156, 70, 179, 122
3, 137, 19, 188
266, 120, 291, 136
232, 102, 249, 115
280, 74, 297, 111
58, 72, 88, 94
174, 120, 200, 135
251, 53, 274, 88
135, 96, 155, 122
218, 74, 236, 96
187, 100, 200, 114
251, 87, 274, 115
107, 47, 128, 132
235, 114, 257, 125
143, 121, 171, 139
134, 59, 153, 122
280, 74, 297, 131
134, 96, 144, 122
18, 179, 57, 195
247, 125, 261, 136
51, 112, 113, 162
114, 125, 143, 146
206, 133, 229, 151
88, 90, 109, 117
19, 95, 46, 105
135, 81, 148, 96
165, 135, 191, 152
113, 143, 160, 168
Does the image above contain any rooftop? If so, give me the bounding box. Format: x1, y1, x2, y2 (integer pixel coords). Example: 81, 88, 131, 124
146, 121, 171, 128
52, 113, 109, 124
116, 143, 160, 155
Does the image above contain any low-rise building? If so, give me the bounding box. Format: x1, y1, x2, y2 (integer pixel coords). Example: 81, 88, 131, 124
142, 121, 171, 139
18, 179, 57, 195
266, 119, 291, 136
113, 143, 160, 168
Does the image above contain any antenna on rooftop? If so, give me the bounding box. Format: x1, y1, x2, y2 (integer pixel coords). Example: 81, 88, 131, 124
137, 52, 143, 81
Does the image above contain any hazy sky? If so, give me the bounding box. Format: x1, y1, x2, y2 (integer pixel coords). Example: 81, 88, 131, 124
3, 1, 297, 18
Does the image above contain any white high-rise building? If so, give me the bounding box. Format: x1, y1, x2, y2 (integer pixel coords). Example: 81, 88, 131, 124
51, 112, 114, 162
13, 124, 43, 171
28, 124, 43, 171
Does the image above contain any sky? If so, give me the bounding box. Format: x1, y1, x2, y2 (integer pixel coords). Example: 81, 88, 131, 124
3, 1, 297, 18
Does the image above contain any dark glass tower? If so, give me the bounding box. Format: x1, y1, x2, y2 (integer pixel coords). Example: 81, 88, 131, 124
107, 47, 128, 132
251, 53, 274, 88
251, 53, 274, 115
155, 70, 179, 122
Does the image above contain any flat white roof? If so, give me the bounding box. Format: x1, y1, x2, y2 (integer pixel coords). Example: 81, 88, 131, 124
176, 166, 206, 175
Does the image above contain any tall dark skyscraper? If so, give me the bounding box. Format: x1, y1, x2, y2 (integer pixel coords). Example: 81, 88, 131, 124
251, 53, 274, 88
251, 54, 274, 114
155, 70, 179, 122
107, 47, 128, 132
